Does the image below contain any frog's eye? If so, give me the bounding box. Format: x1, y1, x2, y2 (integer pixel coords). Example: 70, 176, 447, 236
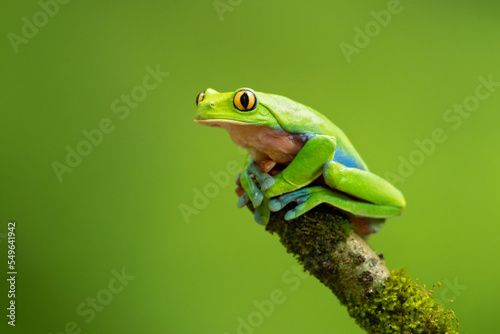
196, 90, 205, 106
233, 89, 258, 112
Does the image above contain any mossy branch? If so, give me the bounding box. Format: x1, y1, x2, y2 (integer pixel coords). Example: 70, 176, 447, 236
257, 204, 459, 333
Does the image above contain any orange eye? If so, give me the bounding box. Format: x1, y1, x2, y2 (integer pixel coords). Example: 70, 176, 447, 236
233, 89, 257, 111
196, 90, 205, 105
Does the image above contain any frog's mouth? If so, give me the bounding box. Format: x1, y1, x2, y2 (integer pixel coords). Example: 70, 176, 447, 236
194, 119, 265, 127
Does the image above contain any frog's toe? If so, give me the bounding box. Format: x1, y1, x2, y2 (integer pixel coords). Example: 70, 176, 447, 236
268, 199, 282, 212
248, 163, 275, 191
284, 198, 318, 221
252, 191, 264, 207
237, 193, 249, 208
269, 188, 311, 212
240, 170, 264, 208
259, 175, 275, 192
284, 208, 299, 221
254, 210, 267, 225
254, 198, 270, 225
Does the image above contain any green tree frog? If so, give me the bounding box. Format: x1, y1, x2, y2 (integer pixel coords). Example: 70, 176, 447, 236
194, 88, 405, 237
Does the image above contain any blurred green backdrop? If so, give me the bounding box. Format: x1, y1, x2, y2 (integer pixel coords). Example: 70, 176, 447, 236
1, 0, 499, 333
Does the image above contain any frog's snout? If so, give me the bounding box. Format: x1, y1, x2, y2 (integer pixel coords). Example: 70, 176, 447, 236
197, 100, 215, 111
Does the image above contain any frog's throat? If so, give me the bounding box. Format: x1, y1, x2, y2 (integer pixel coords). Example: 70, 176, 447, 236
196, 119, 306, 165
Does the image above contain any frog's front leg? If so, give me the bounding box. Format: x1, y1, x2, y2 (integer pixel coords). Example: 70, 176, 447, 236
263, 135, 336, 198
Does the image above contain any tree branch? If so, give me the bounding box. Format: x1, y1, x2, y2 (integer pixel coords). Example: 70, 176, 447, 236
258, 203, 459, 333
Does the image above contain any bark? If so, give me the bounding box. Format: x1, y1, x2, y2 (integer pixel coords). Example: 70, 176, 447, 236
257, 203, 458, 333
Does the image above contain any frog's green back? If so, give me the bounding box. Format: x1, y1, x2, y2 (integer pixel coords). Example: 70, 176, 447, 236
258, 91, 369, 171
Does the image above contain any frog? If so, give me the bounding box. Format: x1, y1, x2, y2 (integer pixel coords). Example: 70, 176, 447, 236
194, 88, 405, 238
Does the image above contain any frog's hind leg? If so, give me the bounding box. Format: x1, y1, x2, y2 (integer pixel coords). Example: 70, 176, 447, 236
269, 186, 403, 221
323, 161, 406, 215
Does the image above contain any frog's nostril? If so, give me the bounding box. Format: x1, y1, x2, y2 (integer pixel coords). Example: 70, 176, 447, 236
210, 102, 215, 107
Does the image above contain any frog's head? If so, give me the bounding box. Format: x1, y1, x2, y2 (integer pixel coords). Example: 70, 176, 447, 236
195, 88, 297, 162
194, 88, 331, 163
194, 88, 281, 129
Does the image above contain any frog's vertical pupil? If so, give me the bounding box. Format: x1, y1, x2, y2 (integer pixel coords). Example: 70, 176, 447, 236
233, 89, 257, 111
240, 92, 249, 109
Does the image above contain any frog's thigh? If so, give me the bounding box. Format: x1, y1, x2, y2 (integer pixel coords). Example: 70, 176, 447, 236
265, 135, 336, 198
323, 161, 406, 210
277, 186, 402, 221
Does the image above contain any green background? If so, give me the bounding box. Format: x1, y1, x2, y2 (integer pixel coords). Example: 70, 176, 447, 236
1, 0, 499, 333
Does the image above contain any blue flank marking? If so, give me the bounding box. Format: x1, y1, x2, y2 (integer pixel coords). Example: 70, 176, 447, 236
333, 148, 365, 170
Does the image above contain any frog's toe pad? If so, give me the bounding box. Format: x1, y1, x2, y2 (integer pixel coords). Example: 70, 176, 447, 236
269, 198, 283, 212
284, 199, 316, 221
259, 176, 275, 192
284, 209, 299, 221
237, 193, 249, 208
252, 192, 264, 208
254, 201, 270, 225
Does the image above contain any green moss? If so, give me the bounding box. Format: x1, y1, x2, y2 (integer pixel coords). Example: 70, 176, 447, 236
264, 204, 459, 333
266, 203, 351, 256
347, 268, 458, 333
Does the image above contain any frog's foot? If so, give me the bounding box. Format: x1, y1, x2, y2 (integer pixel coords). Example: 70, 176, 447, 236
237, 161, 276, 209
269, 187, 324, 220
248, 162, 275, 191
269, 186, 402, 221
234, 183, 270, 225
